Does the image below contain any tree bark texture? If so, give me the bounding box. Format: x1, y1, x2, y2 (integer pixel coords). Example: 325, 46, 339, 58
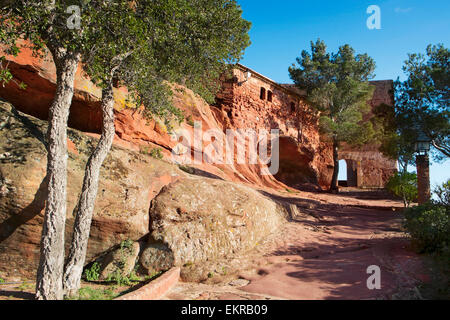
63, 83, 116, 297
35, 49, 80, 300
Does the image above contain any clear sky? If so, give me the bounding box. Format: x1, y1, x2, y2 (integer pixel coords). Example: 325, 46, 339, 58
236, 0, 449, 189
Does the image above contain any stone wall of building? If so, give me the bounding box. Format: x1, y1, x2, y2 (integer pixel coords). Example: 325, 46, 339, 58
215, 65, 334, 190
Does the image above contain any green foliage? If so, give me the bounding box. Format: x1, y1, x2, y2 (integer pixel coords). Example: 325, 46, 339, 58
140, 146, 164, 160
83, 262, 101, 282
66, 287, 118, 300
1, 0, 251, 123
120, 239, 134, 250
0, 277, 4, 284
404, 180, 450, 254
386, 171, 418, 207
404, 203, 449, 253
434, 179, 450, 208
289, 39, 377, 190
289, 39, 376, 145
394, 44, 450, 162
149, 148, 164, 160
106, 269, 131, 286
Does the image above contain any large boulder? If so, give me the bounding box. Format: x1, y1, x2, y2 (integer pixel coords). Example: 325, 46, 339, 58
140, 176, 289, 275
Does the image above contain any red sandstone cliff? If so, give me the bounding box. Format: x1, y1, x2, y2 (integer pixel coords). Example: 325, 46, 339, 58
0, 47, 395, 191
0, 46, 332, 191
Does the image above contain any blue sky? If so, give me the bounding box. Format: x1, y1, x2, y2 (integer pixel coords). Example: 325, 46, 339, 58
236, 0, 449, 188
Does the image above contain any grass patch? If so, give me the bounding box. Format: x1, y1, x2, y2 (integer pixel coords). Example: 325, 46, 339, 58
140, 146, 164, 160
66, 287, 119, 300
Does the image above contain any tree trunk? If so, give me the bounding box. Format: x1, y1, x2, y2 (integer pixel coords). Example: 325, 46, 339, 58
35, 50, 80, 300
329, 139, 339, 192
63, 82, 116, 297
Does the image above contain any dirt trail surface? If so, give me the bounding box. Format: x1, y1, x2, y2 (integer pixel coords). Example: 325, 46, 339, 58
163, 189, 428, 300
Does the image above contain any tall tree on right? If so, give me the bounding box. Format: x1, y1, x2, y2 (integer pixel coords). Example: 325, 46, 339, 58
394, 44, 449, 161
289, 40, 377, 192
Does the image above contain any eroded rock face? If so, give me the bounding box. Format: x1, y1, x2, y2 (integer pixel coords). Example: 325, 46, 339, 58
0, 101, 181, 279
0, 45, 291, 191
0, 47, 396, 191
143, 176, 289, 274
140, 242, 175, 274
0, 101, 288, 279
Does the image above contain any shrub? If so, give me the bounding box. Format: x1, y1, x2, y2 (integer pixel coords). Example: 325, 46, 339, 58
106, 269, 131, 286
404, 203, 449, 253
386, 171, 418, 207
140, 146, 164, 160
149, 148, 164, 160
120, 239, 134, 250
84, 262, 101, 282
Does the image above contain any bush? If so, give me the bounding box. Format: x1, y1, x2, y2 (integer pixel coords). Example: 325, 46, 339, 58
149, 148, 164, 160
84, 262, 101, 282
140, 146, 164, 160
404, 202, 450, 253
386, 171, 418, 207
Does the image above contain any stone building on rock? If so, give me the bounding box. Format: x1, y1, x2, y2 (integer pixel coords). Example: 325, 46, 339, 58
215, 64, 397, 189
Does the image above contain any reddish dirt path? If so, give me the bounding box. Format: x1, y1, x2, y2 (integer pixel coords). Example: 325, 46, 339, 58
165, 190, 428, 300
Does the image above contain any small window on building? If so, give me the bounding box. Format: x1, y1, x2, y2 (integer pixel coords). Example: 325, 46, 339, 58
267, 91, 273, 102
290, 102, 296, 113
260, 87, 266, 100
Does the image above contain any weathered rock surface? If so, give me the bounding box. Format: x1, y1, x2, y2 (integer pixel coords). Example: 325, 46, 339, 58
0, 101, 180, 279
141, 176, 289, 276
0, 101, 288, 280
98, 241, 140, 280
